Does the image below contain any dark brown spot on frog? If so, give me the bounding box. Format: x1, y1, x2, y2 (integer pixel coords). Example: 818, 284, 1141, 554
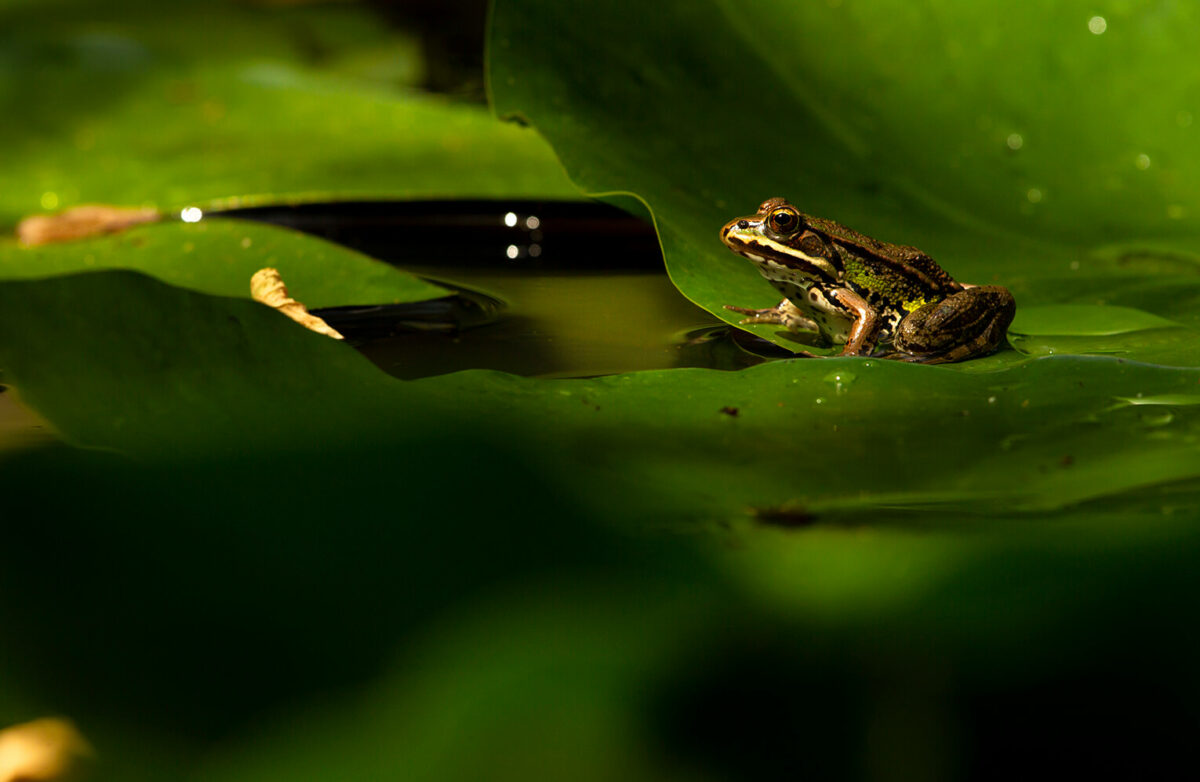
752, 504, 816, 528
796, 232, 822, 255
719, 406, 739, 417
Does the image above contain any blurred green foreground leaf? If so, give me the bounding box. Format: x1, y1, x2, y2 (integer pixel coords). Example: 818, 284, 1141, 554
5, 271, 1200, 779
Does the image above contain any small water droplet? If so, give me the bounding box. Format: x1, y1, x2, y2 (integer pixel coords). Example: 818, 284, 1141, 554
814, 397, 826, 405
1070, 260, 1080, 271
1088, 15, 1107, 35
987, 396, 997, 404
240, 237, 252, 249
40, 192, 59, 210
1006, 133, 1024, 150
1135, 153, 1151, 170
823, 370, 856, 395
1026, 187, 1043, 203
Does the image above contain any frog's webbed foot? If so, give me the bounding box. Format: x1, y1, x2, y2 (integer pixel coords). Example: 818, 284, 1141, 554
891, 285, 1016, 364
724, 300, 818, 334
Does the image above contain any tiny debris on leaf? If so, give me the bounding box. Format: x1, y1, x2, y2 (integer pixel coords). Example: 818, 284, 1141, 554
17, 205, 160, 246
719, 406, 740, 417
250, 267, 344, 340
751, 504, 816, 528
0, 717, 92, 782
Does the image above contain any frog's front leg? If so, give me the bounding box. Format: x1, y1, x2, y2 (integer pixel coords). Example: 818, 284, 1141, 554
724, 299, 818, 333
891, 285, 1016, 364
820, 286, 882, 357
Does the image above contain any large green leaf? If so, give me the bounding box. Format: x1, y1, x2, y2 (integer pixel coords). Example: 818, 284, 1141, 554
0, 0, 578, 228
487, 0, 1200, 355
3, 271, 1199, 525
0, 219, 448, 306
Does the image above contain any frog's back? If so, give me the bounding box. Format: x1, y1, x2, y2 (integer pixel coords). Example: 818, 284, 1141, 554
805, 213, 960, 294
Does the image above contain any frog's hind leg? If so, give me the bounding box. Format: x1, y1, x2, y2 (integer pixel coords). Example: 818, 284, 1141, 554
724, 299, 818, 333
890, 285, 1016, 364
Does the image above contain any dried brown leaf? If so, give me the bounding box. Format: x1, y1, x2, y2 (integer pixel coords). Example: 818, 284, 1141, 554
250, 267, 344, 340
16, 205, 161, 246
0, 718, 92, 782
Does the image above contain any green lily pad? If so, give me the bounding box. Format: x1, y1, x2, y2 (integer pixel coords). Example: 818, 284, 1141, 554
4, 270, 1200, 523
0, 0, 579, 229
0, 219, 449, 306
488, 0, 1200, 357
1009, 304, 1182, 336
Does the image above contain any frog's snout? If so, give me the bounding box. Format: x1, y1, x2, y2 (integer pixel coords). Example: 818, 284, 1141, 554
720, 218, 749, 245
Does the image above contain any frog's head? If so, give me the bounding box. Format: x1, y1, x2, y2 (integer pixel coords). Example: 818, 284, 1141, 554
720, 198, 839, 282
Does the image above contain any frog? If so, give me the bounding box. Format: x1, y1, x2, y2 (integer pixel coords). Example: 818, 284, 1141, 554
719, 197, 1016, 364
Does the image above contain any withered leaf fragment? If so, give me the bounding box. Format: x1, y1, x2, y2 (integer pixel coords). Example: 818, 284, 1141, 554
250, 267, 344, 340
17, 205, 160, 246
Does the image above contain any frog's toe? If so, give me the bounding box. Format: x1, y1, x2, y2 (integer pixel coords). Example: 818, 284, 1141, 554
725, 304, 784, 325
724, 304, 766, 315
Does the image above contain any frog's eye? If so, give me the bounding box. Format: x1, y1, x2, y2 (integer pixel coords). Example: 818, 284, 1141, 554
768, 208, 800, 234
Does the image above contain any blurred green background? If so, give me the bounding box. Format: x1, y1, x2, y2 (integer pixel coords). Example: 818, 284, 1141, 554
3, 1, 1200, 780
